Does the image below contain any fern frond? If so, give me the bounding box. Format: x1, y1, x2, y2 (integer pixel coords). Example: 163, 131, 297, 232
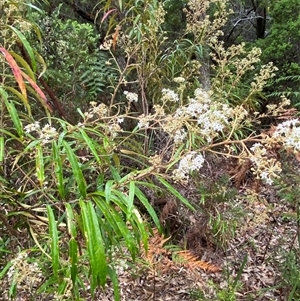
142, 228, 221, 274
176, 250, 221, 272
80, 52, 118, 101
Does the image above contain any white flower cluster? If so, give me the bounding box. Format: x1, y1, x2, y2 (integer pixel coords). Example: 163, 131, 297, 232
273, 119, 300, 151
173, 77, 185, 84
137, 114, 150, 129
108, 123, 123, 138
165, 88, 233, 143
250, 143, 282, 185
161, 88, 179, 102
172, 151, 204, 182
84, 102, 108, 120
124, 91, 138, 102
173, 128, 187, 145
25, 122, 58, 144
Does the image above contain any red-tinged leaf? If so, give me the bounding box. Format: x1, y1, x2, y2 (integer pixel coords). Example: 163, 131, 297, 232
101, 9, 117, 25
0, 48, 27, 99
21, 71, 53, 112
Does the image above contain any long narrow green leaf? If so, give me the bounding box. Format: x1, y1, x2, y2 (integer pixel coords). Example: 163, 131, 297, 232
62, 141, 86, 198
80, 200, 107, 293
92, 195, 137, 258
107, 267, 120, 301
4, 86, 30, 112
131, 208, 148, 252
65, 205, 78, 284
105, 180, 114, 203
102, 193, 137, 259
52, 141, 65, 199
47, 205, 59, 278
134, 186, 161, 231
126, 181, 135, 220
79, 128, 101, 164
2, 90, 24, 137
92, 196, 121, 237
0, 137, 4, 163
36, 143, 45, 187
65, 203, 77, 238
156, 176, 195, 211
10, 51, 36, 80
69, 238, 78, 284
8, 26, 37, 72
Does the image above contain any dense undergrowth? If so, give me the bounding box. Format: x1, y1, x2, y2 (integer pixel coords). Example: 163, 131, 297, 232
1, 0, 300, 300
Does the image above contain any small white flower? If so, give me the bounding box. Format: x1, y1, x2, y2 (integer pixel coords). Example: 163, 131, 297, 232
137, 120, 149, 129
173, 77, 185, 83
124, 91, 138, 102
173, 152, 205, 182
161, 88, 179, 102
24, 121, 40, 133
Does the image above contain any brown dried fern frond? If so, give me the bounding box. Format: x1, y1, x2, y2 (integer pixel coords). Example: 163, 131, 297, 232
142, 228, 221, 275
176, 250, 221, 273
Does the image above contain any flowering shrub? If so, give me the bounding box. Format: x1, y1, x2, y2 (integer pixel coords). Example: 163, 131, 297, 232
1, 0, 300, 300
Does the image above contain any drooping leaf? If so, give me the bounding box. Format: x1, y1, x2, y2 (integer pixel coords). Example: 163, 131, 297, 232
9, 51, 36, 81
79, 128, 101, 164
2, 89, 24, 137
135, 186, 161, 232
21, 71, 52, 112
157, 176, 195, 211
8, 25, 37, 72
0, 48, 29, 114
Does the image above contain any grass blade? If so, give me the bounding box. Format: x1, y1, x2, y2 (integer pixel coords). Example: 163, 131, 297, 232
157, 176, 195, 211
2, 90, 24, 137
135, 186, 161, 231
79, 128, 101, 164
36, 143, 45, 187
126, 181, 135, 220
0, 137, 4, 163
92, 194, 137, 258
47, 205, 59, 278
107, 266, 120, 301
